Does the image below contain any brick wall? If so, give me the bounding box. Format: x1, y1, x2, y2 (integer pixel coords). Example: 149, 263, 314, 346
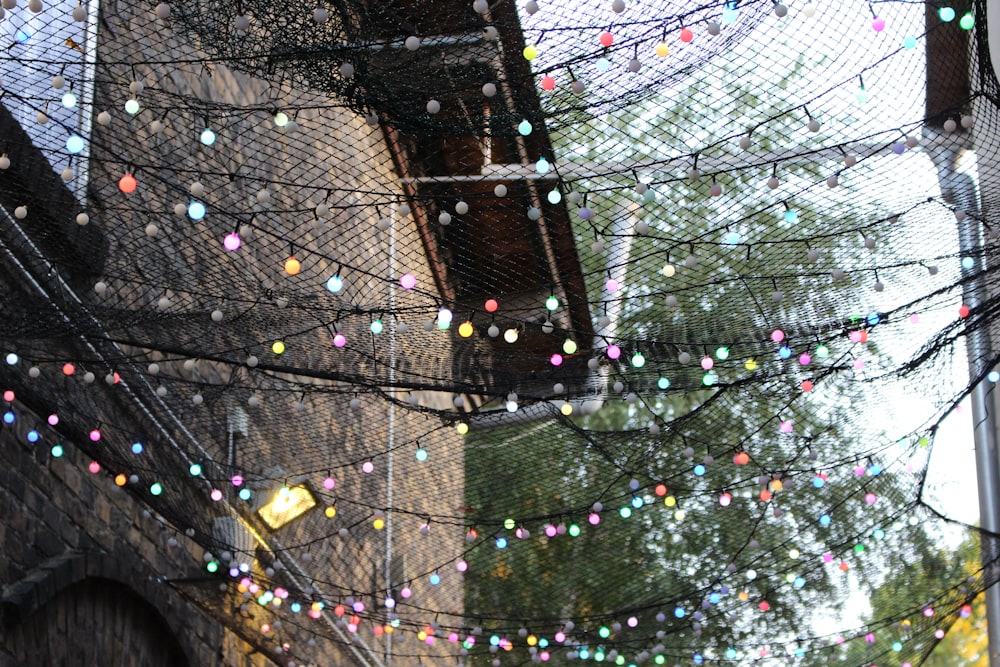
0, 399, 231, 666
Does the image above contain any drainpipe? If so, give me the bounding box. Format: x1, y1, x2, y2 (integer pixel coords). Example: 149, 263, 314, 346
928, 132, 1000, 667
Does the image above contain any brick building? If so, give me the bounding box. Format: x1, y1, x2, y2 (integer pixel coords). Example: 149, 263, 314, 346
0, 0, 589, 665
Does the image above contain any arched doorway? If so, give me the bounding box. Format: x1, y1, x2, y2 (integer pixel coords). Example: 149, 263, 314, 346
3, 577, 191, 667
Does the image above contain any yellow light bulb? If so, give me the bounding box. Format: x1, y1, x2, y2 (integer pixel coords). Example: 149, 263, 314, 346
745, 358, 758, 371
458, 321, 474, 337
284, 256, 301, 275
325, 506, 337, 518
655, 41, 669, 57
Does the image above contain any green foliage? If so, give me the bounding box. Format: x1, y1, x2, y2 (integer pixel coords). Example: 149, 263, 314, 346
463, 32, 942, 667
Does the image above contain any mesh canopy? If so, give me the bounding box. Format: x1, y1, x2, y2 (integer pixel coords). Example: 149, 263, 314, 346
0, 0, 999, 666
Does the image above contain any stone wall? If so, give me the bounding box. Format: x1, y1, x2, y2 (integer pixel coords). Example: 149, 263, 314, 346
0, 399, 227, 666
1, 1, 466, 664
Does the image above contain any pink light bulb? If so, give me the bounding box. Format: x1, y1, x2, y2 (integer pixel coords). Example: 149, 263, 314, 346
550, 353, 563, 366
47, 414, 59, 425
588, 512, 600, 525
231, 474, 243, 487
89, 429, 101, 441
210, 488, 223, 501
770, 329, 785, 343
333, 333, 346, 347
223, 233, 241, 251
323, 477, 336, 489
606, 344, 621, 360
400, 273, 416, 289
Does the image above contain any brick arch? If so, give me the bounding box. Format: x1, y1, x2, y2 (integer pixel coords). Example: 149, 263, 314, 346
2, 551, 202, 667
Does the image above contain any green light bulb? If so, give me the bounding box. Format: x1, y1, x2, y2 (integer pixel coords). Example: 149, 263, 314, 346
545, 295, 559, 311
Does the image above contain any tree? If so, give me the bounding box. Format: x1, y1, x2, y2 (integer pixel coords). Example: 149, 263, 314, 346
462, 9, 971, 665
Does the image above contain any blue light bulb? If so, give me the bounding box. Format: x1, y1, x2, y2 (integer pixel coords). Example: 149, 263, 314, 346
66, 135, 86, 154
188, 201, 206, 220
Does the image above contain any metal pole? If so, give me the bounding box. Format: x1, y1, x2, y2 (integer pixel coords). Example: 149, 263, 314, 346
935, 140, 1000, 666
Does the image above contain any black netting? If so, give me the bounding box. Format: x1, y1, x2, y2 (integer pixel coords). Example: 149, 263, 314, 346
1, 0, 999, 665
